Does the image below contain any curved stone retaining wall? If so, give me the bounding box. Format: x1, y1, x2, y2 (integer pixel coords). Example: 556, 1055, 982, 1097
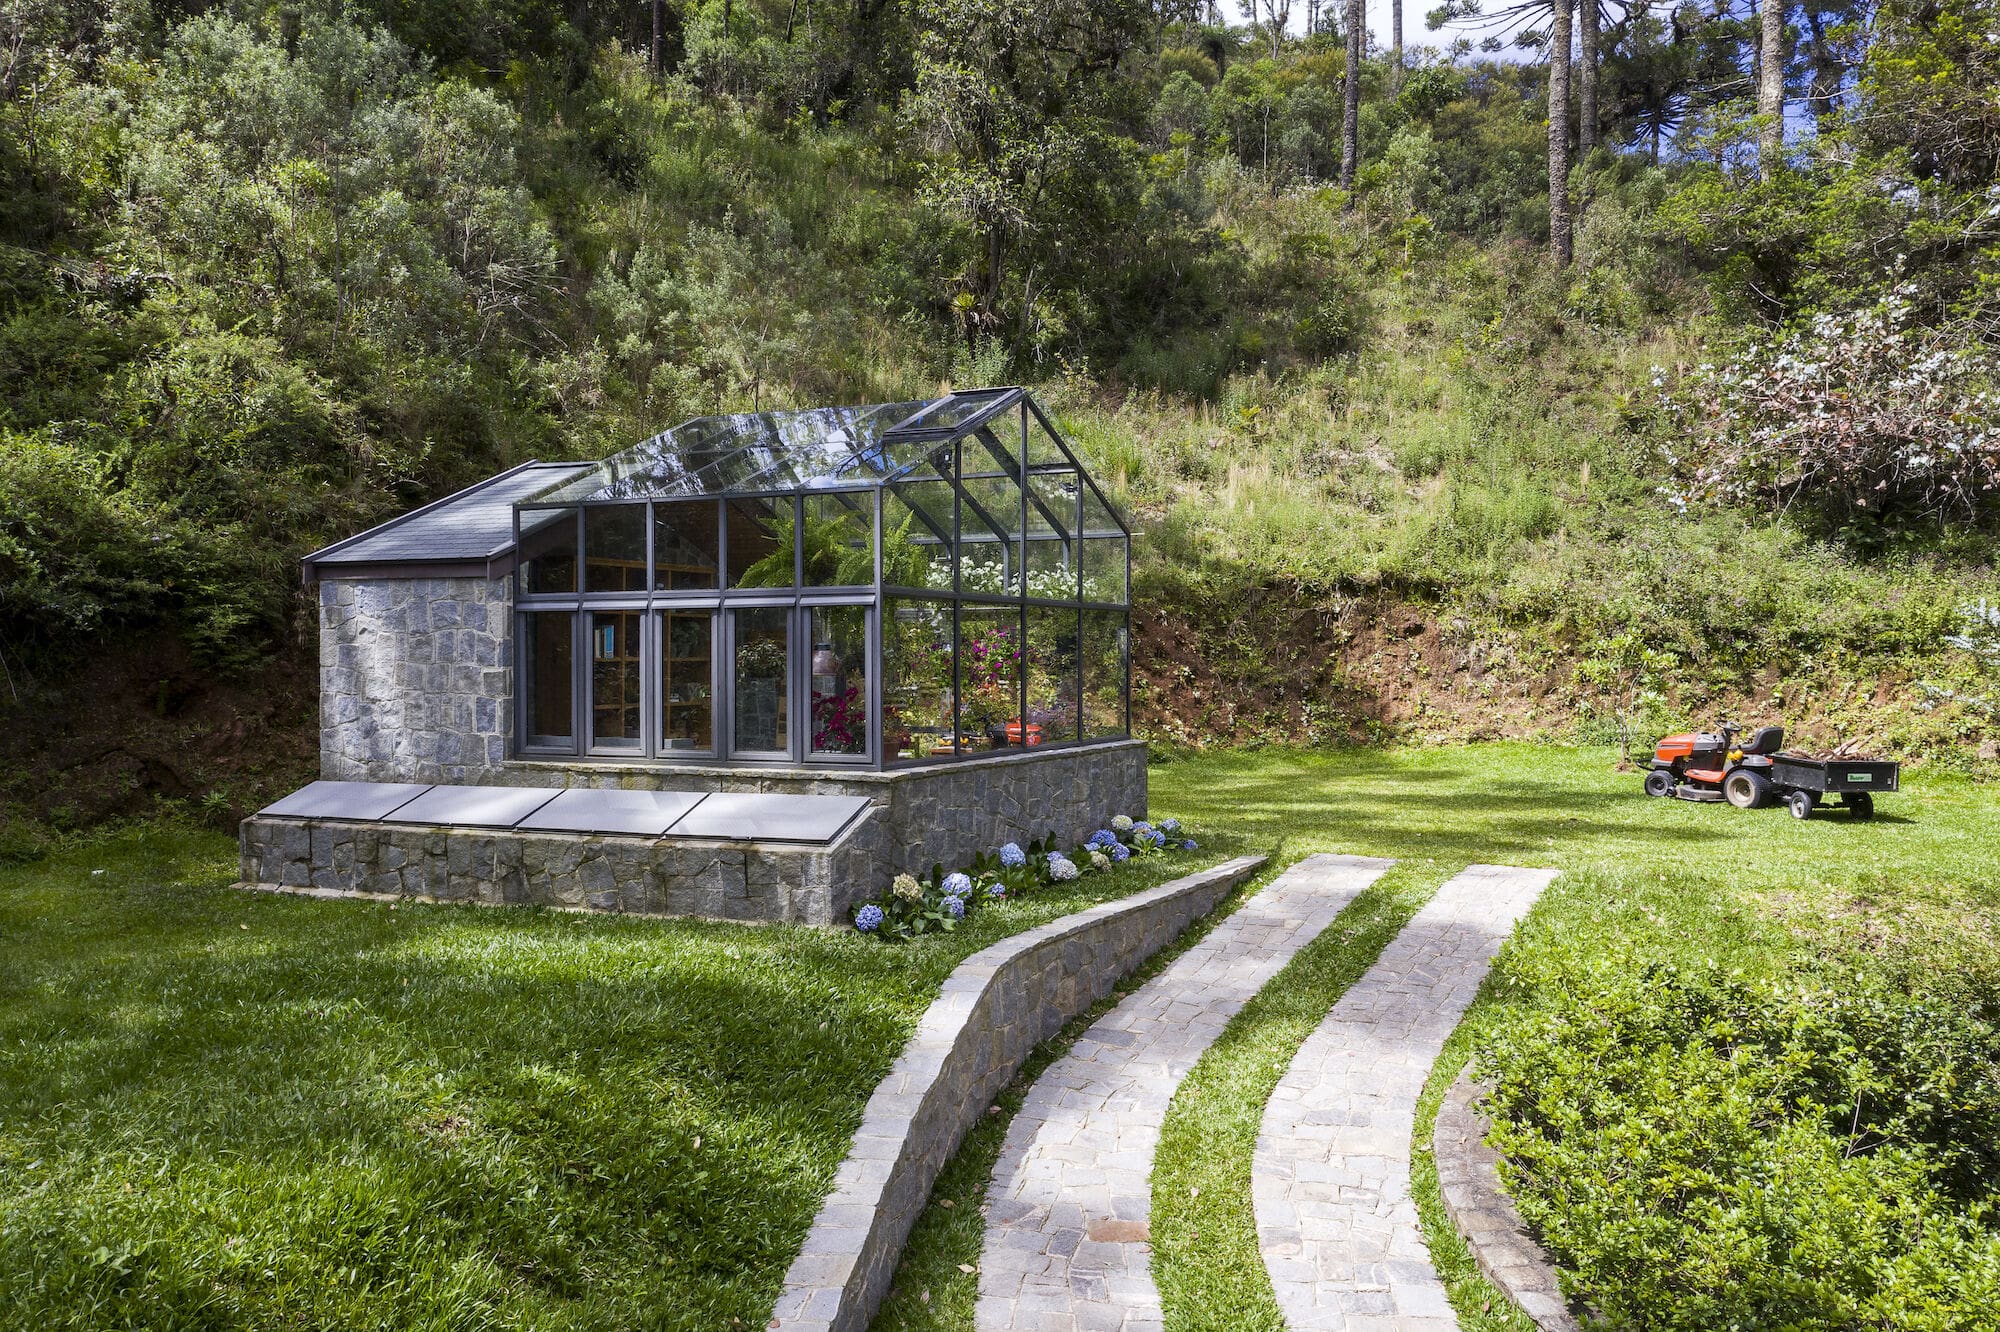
767, 853, 1270, 1332
1434, 1069, 1581, 1332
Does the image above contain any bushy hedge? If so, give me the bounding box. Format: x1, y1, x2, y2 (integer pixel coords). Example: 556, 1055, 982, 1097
1479, 955, 2000, 1330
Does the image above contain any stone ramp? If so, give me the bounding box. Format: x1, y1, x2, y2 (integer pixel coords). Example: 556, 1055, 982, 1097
977, 854, 1394, 1332
1253, 863, 1557, 1332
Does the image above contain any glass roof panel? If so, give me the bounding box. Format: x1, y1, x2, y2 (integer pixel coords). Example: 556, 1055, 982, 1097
530, 400, 930, 503
884, 388, 1019, 438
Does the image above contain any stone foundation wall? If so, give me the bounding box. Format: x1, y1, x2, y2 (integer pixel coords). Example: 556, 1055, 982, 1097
239, 808, 881, 926
500, 739, 1149, 882
319, 576, 513, 784
769, 854, 1270, 1332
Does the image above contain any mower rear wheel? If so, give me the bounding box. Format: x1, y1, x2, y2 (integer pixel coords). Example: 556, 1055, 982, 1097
1786, 790, 1816, 820
1724, 769, 1772, 810
1643, 770, 1674, 798
1846, 793, 1876, 820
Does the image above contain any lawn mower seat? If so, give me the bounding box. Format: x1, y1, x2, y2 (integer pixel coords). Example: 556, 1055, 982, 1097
1742, 726, 1784, 755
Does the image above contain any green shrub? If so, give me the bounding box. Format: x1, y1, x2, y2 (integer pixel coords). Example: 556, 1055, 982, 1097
1480, 956, 2000, 1331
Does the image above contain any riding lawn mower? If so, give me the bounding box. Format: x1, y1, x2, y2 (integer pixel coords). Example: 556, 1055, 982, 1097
1642, 723, 1899, 820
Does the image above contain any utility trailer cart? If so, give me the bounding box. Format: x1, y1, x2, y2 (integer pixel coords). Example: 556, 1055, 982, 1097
1766, 754, 1899, 820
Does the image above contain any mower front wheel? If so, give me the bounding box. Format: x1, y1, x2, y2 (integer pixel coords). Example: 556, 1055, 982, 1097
1724, 770, 1772, 810
1786, 790, 1816, 820
1643, 769, 1675, 798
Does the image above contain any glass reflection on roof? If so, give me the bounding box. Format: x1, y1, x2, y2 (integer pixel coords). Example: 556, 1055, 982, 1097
531, 400, 930, 503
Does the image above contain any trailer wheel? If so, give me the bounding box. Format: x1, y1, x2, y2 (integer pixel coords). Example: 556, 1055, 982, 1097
1846, 793, 1875, 820
1643, 770, 1674, 798
1786, 790, 1816, 820
1724, 770, 1772, 809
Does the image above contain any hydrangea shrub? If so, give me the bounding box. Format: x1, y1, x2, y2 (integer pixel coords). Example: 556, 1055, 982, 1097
847, 812, 1205, 940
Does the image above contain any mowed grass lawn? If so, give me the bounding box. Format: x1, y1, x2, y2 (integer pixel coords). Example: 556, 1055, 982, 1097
0, 822, 1241, 1331
7, 746, 1996, 1332
872, 743, 2000, 1332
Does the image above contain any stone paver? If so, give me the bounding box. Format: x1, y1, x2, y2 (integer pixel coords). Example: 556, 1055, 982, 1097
1254, 863, 1557, 1332
978, 853, 1394, 1332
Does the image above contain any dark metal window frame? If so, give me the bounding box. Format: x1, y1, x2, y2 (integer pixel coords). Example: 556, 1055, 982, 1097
511, 391, 1129, 772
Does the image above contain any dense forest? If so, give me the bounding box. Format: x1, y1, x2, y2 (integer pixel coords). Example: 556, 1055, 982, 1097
1, 0, 1997, 830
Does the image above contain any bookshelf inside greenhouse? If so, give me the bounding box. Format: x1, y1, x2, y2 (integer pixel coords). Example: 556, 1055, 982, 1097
509, 387, 1130, 769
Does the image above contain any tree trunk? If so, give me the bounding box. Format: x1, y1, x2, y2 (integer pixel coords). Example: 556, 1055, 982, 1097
1340, 0, 1362, 189
1578, 0, 1598, 156
1758, 0, 1785, 178
1547, 0, 1573, 266
1392, 0, 1403, 87
652, 0, 664, 76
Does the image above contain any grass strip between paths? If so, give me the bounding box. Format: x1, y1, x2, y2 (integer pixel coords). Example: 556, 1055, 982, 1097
867, 856, 1284, 1332
1148, 856, 1538, 1332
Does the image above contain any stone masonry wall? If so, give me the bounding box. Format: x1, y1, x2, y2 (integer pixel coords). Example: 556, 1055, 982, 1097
319, 576, 512, 784
240, 807, 881, 926
500, 739, 1149, 884
768, 854, 1270, 1332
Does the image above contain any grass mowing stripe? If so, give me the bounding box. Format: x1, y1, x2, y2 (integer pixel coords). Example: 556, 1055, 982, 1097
866, 857, 1283, 1332
1149, 859, 1451, 1332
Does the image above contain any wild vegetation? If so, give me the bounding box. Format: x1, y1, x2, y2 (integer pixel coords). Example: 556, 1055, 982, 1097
2, 0, 1997, 828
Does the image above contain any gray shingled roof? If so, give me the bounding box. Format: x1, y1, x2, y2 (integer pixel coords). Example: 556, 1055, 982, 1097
305, 461, 591, 575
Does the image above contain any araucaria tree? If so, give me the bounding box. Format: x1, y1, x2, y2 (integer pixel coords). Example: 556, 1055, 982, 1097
1547, 0, 1573, 264
1758, 0, 1787, 177
1341, 0, 1364, 187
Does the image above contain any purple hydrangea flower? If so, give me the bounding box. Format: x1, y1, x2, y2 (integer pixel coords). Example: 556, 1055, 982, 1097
999, 842, 1026, 869
855, 903, 884, 932
1161, 818, 1181, 835
1109, 842, 1131, 863
944, 895, 966, 920
1181, 838, 1198, 851
943, 871, 973, 897
987, 882, 1007, 899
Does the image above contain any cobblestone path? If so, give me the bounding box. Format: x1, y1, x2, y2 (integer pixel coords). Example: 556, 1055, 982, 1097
976, 854, 1394, 1332
1253, 863, 1557, 1332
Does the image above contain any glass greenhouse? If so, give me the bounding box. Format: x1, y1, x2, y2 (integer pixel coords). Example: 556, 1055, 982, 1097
509, 388, 1131, 768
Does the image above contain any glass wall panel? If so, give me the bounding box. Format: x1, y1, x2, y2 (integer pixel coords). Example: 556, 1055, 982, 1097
883, 479, 954, 591
519, 507, 577, 594
1082, 610, 1129, 739
802, 493, 874, 587
883, 599, 955, 761
1080, 488, 1127, 604
659, 610, 714, 752
1025, 409, 1069, 467
727, 497, 793, 588
654, 500, 720, 591
1025, 606, 1080, 746
809, 605, 869, 756
1025, 470, 1080, 601
731, 607, 790, 753
585, 504, 648, 592
958, 602, 1024, 752
523, 611, 574, 745
958, 472, 1022, 597
590, 611, 643, 748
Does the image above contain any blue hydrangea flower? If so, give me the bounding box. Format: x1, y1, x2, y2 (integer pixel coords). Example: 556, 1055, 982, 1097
1181, 838, 1199, 851
1047, 853, 1080, 883
987, 882, 1007, 899
1087, 829, 1117, 851
999, 842, 1026, 868
943, 871, 973, 897
943, 895, 966, 920
1161, 818, 1181, 835
855, 903, 884, 932
1109, 842, 1131, 863
1147, 830, 1167, 848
